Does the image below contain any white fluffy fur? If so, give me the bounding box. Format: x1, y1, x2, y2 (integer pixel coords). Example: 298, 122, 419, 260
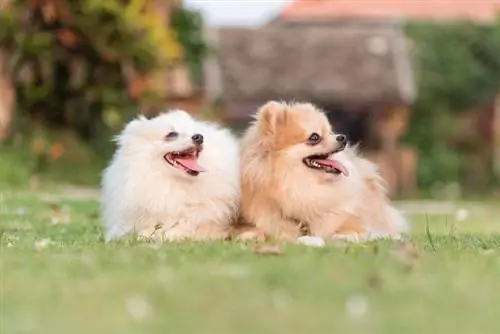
269, 144, 410, 241
101, 110, 240, 241
325, 146, 410, 240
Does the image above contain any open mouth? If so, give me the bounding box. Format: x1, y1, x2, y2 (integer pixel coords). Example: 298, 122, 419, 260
164, 146, 205, 176
302, 152, 349, 176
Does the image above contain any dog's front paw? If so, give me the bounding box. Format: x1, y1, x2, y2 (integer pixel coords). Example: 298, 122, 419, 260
297, 236, 326, 247
234, 228, 267, 242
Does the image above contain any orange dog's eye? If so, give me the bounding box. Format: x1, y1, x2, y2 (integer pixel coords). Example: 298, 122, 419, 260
308, 133, 321, 145
165, 132, 178, 140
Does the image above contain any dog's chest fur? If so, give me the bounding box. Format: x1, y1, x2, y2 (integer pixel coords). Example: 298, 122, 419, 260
134, 173, 237, 227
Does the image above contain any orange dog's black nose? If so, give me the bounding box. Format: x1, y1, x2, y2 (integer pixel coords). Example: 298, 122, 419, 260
192, 134, 204, 144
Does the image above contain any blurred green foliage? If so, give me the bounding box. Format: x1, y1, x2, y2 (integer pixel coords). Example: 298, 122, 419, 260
405, 20, 500, 194
171, 6, 208, 86
0, 0, 207, 186
0, 0, 206, 139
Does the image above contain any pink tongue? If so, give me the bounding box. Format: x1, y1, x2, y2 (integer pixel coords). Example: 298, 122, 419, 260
314, 159, 349, 176
175, 157, 206, 173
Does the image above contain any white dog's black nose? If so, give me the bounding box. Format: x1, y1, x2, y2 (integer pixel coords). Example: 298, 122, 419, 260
335, 134, 347, 143
192, 134, 204, 144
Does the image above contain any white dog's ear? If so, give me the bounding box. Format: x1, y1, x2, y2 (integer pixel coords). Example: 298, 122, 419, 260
117, 114, 149, 139
111, 115, 148, 146
257, 101, 287, 136
161, 109, 192, 120
124, 115, 147, 129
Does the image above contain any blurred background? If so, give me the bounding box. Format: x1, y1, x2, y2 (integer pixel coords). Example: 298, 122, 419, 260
1, 0, 500, 200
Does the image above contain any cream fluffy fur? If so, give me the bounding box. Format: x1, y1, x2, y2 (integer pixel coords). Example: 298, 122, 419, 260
101, 110, 240, 241
240, 101, 410, 242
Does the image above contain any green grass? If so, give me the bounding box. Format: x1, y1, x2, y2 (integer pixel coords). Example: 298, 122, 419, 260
2, 189, 500, 334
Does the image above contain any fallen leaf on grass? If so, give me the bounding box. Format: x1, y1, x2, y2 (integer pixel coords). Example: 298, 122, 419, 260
34, 238, 53, 250
366, 272, 382, 289
395, 241, 420, 259
391, 241, 420, 270
46, 202, 71, 225
50, 211, 71, 225
252, 245, 284, 256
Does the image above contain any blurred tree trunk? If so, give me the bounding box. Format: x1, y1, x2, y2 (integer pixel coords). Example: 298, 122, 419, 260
0, 49, 14, 142
493, 94, 500, 179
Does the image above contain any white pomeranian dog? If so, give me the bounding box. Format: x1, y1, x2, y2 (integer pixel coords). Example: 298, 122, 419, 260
101, 110, 240, 242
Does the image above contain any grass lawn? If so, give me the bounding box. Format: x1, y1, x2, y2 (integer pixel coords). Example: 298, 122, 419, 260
2, 189, 500, 334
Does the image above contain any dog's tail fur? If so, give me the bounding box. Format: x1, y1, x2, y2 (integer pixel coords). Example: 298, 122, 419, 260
347, 145, 411, 238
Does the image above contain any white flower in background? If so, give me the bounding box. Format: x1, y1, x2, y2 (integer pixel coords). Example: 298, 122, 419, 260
345, 293, 369, 320
125, 295, 152, 322
34, 238, 53, 250
455, 208, 470, 222
15, 208, 26, 216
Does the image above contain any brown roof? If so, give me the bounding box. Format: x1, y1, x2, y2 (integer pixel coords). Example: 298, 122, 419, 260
280, 0, 500, 22
213, 22, 415, 119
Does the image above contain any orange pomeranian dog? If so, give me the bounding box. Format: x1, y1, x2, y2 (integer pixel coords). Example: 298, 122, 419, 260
239, 101, 410, 242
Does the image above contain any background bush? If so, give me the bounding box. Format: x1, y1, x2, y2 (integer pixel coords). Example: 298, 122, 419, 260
405, 20, 500, 194
0, 0, 206, 186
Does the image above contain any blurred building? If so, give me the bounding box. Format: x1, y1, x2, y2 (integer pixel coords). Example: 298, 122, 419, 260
205, 0, 500, 197
280, 0, 500, 23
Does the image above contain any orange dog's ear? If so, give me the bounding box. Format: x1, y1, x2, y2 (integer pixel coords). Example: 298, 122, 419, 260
257, 101, 286, 136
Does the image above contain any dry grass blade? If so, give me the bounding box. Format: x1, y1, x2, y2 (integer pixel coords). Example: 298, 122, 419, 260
252, 245, 284, 256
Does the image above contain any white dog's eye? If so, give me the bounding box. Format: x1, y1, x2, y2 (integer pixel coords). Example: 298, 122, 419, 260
165, 132, 178, 140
